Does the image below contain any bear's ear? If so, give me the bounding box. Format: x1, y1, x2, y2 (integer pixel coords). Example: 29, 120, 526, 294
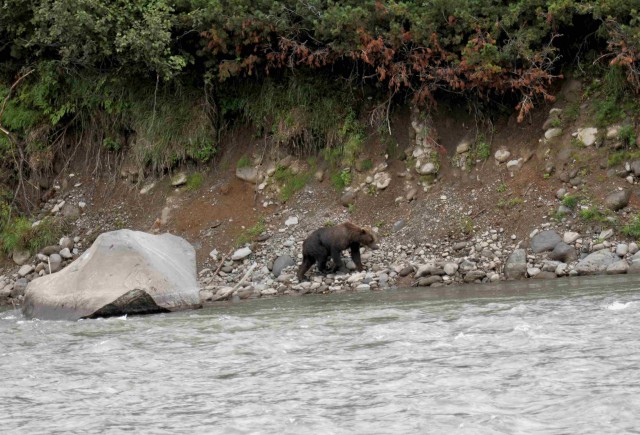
361, 229, 366, 234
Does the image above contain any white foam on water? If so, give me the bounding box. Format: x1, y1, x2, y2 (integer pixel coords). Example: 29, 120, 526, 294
606, 301, 633, 311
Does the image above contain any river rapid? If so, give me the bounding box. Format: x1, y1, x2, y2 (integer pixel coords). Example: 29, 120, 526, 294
2, 275, 640, 434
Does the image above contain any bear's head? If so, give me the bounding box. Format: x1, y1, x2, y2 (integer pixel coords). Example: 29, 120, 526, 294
358, 228, 379, 250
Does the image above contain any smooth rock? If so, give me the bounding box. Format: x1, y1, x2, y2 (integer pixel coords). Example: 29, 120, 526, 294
171, 172, 187, 186
606, 260, 629, 275
272, 255, 295, 278
285, 216, 299, 226
231, 247, 252, 261
59, 248, 73, 259
11, 278, 28, 298
18, 265, 34, 277
616, 244, 629, 257
563, 232, 580, 244
545, 128, 563, 139
531, 230, 562, 253
22, 230, 200, 320
416, 275, 443, 287
504, 249, 527, 280
576, 127, 598, 146
464, 270, 486, 282
48, 254, 62, 273
494, 149, 511, 163
373, 172, 391, 190
235, 167, 261, 184
12, 250, 30, 266
576, 250, 619, 275
604, 189, 631, 211
549, 242, 577, 263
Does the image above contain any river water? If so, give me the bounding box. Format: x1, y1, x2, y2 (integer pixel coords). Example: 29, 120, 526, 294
2, 275, 640, 434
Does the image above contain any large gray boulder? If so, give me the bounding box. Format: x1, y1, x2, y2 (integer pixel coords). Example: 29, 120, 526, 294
531, 230, 562, 253
22, 230, 200, 320
575, 250, 619, 276
504, 249, 527, 280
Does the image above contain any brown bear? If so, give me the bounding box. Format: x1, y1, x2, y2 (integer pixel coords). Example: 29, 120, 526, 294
297, 222, 378, 281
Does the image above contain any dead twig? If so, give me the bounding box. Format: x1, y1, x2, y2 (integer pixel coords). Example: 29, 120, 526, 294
213, 248, 234, 276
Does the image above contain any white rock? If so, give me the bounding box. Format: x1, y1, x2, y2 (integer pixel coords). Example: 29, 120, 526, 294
373, 172, 391, 190
140, 183, 156, 195
285, 216, 299, 226
576, 127, 598, 146
545, 128, 563, 139
416, 161, 437, 175
563, 232, 580, 244
231, 247, 252, 260
18, 265, 34, 277
494, 149, 511, 163
22, 230, 200, 320
527, 267, 541, 277
506, 159, 523, 171
59, 248, 73, 259
616, 244, 629, 257
209, 249, 219, 261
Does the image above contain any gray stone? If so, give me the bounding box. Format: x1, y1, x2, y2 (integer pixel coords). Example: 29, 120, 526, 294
604, 189, 631, 211
11, 278, 28, 298
459, 259, 476, 273
171, 172, 187, 186
577, 127, 598, 146
464, 270, 486, 282
557, 205, 572, 216
314, 170, 325, 182
393, 220, 406, 232
563, 232, 580, 244
548, 242, 577, 263
556, 188, 567, 200
48, 254, 62, 273
416, 275, 443, 287
576, 250, 619, 275
340, 191, 357, 207
61, 203, 81, 219
616, 244, 629, 257
59, 237, 74, 250
629, 243, 639, 255
272, 254, 295, 278
235, 167, 261, 184
545, 128, 563, 139
59, 248, 73, 259
533, 271, 557, 280
373, 172, 391, 190
41, 245, 61, 256
231, 247, 252, 261
527, 267, 541, 277
494, 149, 511, 163
416, 162, 437, 175
284, 216, 298, 226
506, 159, 523, 171
22, 230, 200, 320
444, 262, 458, 276
599, 229, 614, 240
12, 250, 30, 266
606, 260, 629, 275
399, 266, 414, 277
504, 249, 527, 280
630, 160, 640, 176
555, 263, 569, 276
531, 230, 562, 253
18, 265, 34, 277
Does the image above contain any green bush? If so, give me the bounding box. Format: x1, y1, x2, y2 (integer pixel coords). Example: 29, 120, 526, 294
622, 215, 640, 239
1, 216, 68, 255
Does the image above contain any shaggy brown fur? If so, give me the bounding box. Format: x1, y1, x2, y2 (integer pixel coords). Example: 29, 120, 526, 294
297, 222, 378, 280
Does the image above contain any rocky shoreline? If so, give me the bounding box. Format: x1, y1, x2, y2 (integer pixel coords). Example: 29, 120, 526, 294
197, 215, 640, 305
2, 196, 640, 311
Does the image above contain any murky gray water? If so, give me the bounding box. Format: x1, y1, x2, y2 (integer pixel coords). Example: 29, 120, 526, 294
2, 276, 640, 434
